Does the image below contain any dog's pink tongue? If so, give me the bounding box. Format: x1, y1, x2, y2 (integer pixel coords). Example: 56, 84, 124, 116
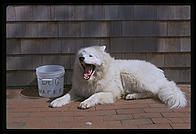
84, 65, 92, 79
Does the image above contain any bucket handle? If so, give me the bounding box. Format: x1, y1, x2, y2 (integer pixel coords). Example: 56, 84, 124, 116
41, 79, 53, 85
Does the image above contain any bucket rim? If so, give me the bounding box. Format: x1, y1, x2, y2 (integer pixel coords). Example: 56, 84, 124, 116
36, 65, 65, 77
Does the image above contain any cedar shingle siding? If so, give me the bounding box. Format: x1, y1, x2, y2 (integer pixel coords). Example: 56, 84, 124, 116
6, 5, 191, 87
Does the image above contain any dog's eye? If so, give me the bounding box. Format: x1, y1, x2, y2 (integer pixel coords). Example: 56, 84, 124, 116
89, 55, 93, 57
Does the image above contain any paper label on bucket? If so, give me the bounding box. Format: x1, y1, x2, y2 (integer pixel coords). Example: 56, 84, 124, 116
41, 79, 53, 85
37, 77, 64, 98
39, 88, 63, 96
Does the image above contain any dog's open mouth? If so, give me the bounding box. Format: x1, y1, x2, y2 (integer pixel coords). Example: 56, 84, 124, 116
81, 62, 96, 80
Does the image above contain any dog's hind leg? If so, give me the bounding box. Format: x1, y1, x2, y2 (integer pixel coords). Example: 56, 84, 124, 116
125, 92, 153, 100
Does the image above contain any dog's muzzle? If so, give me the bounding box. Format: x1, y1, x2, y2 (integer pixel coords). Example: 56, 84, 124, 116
79, 57, 96, 80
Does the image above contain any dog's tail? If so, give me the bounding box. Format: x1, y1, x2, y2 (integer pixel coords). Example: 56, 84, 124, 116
157, 81, 187, 108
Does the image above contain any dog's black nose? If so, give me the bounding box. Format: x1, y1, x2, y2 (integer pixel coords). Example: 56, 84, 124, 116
79, 57, 85, 62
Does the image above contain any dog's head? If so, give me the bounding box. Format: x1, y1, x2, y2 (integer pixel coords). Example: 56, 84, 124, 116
76, 45, 106, 81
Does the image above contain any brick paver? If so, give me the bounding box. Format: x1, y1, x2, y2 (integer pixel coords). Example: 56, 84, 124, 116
6, 84, 191, 129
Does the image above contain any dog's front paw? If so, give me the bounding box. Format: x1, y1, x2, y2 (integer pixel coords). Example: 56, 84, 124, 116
49, 96, 69, 108
79, 99, 95, 109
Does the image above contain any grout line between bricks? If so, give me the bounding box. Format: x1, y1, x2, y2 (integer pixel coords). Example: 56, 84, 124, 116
95, 106, 97, 111
150, 118, 156, 124
129, 113, 134, 119
114, 109, 118, 115
168, 123, 174, 129
160, 112, 164, 118
146, 117, 154, 124
166, 117, 174, 124
143, 108, 147, 113
119, 120, 123, 126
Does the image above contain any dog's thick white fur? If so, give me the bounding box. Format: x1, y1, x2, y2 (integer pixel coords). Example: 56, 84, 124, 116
50, 46, 187, 109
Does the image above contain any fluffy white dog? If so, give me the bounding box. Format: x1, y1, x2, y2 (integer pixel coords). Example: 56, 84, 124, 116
50, 46, 187, 109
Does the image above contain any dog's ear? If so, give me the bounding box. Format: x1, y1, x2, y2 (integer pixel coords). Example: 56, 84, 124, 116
100, 45, 106, 52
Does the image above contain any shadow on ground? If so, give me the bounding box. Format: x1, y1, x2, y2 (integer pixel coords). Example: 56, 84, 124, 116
20, 87, 70, 100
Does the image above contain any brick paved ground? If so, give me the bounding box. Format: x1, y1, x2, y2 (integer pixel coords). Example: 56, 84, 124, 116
6, 84, 191, 129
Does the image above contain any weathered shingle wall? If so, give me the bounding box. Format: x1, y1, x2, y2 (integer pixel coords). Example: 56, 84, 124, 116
6, 5, 191, 87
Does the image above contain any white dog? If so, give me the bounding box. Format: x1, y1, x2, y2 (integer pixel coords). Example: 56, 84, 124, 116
50, 46, 187, 109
